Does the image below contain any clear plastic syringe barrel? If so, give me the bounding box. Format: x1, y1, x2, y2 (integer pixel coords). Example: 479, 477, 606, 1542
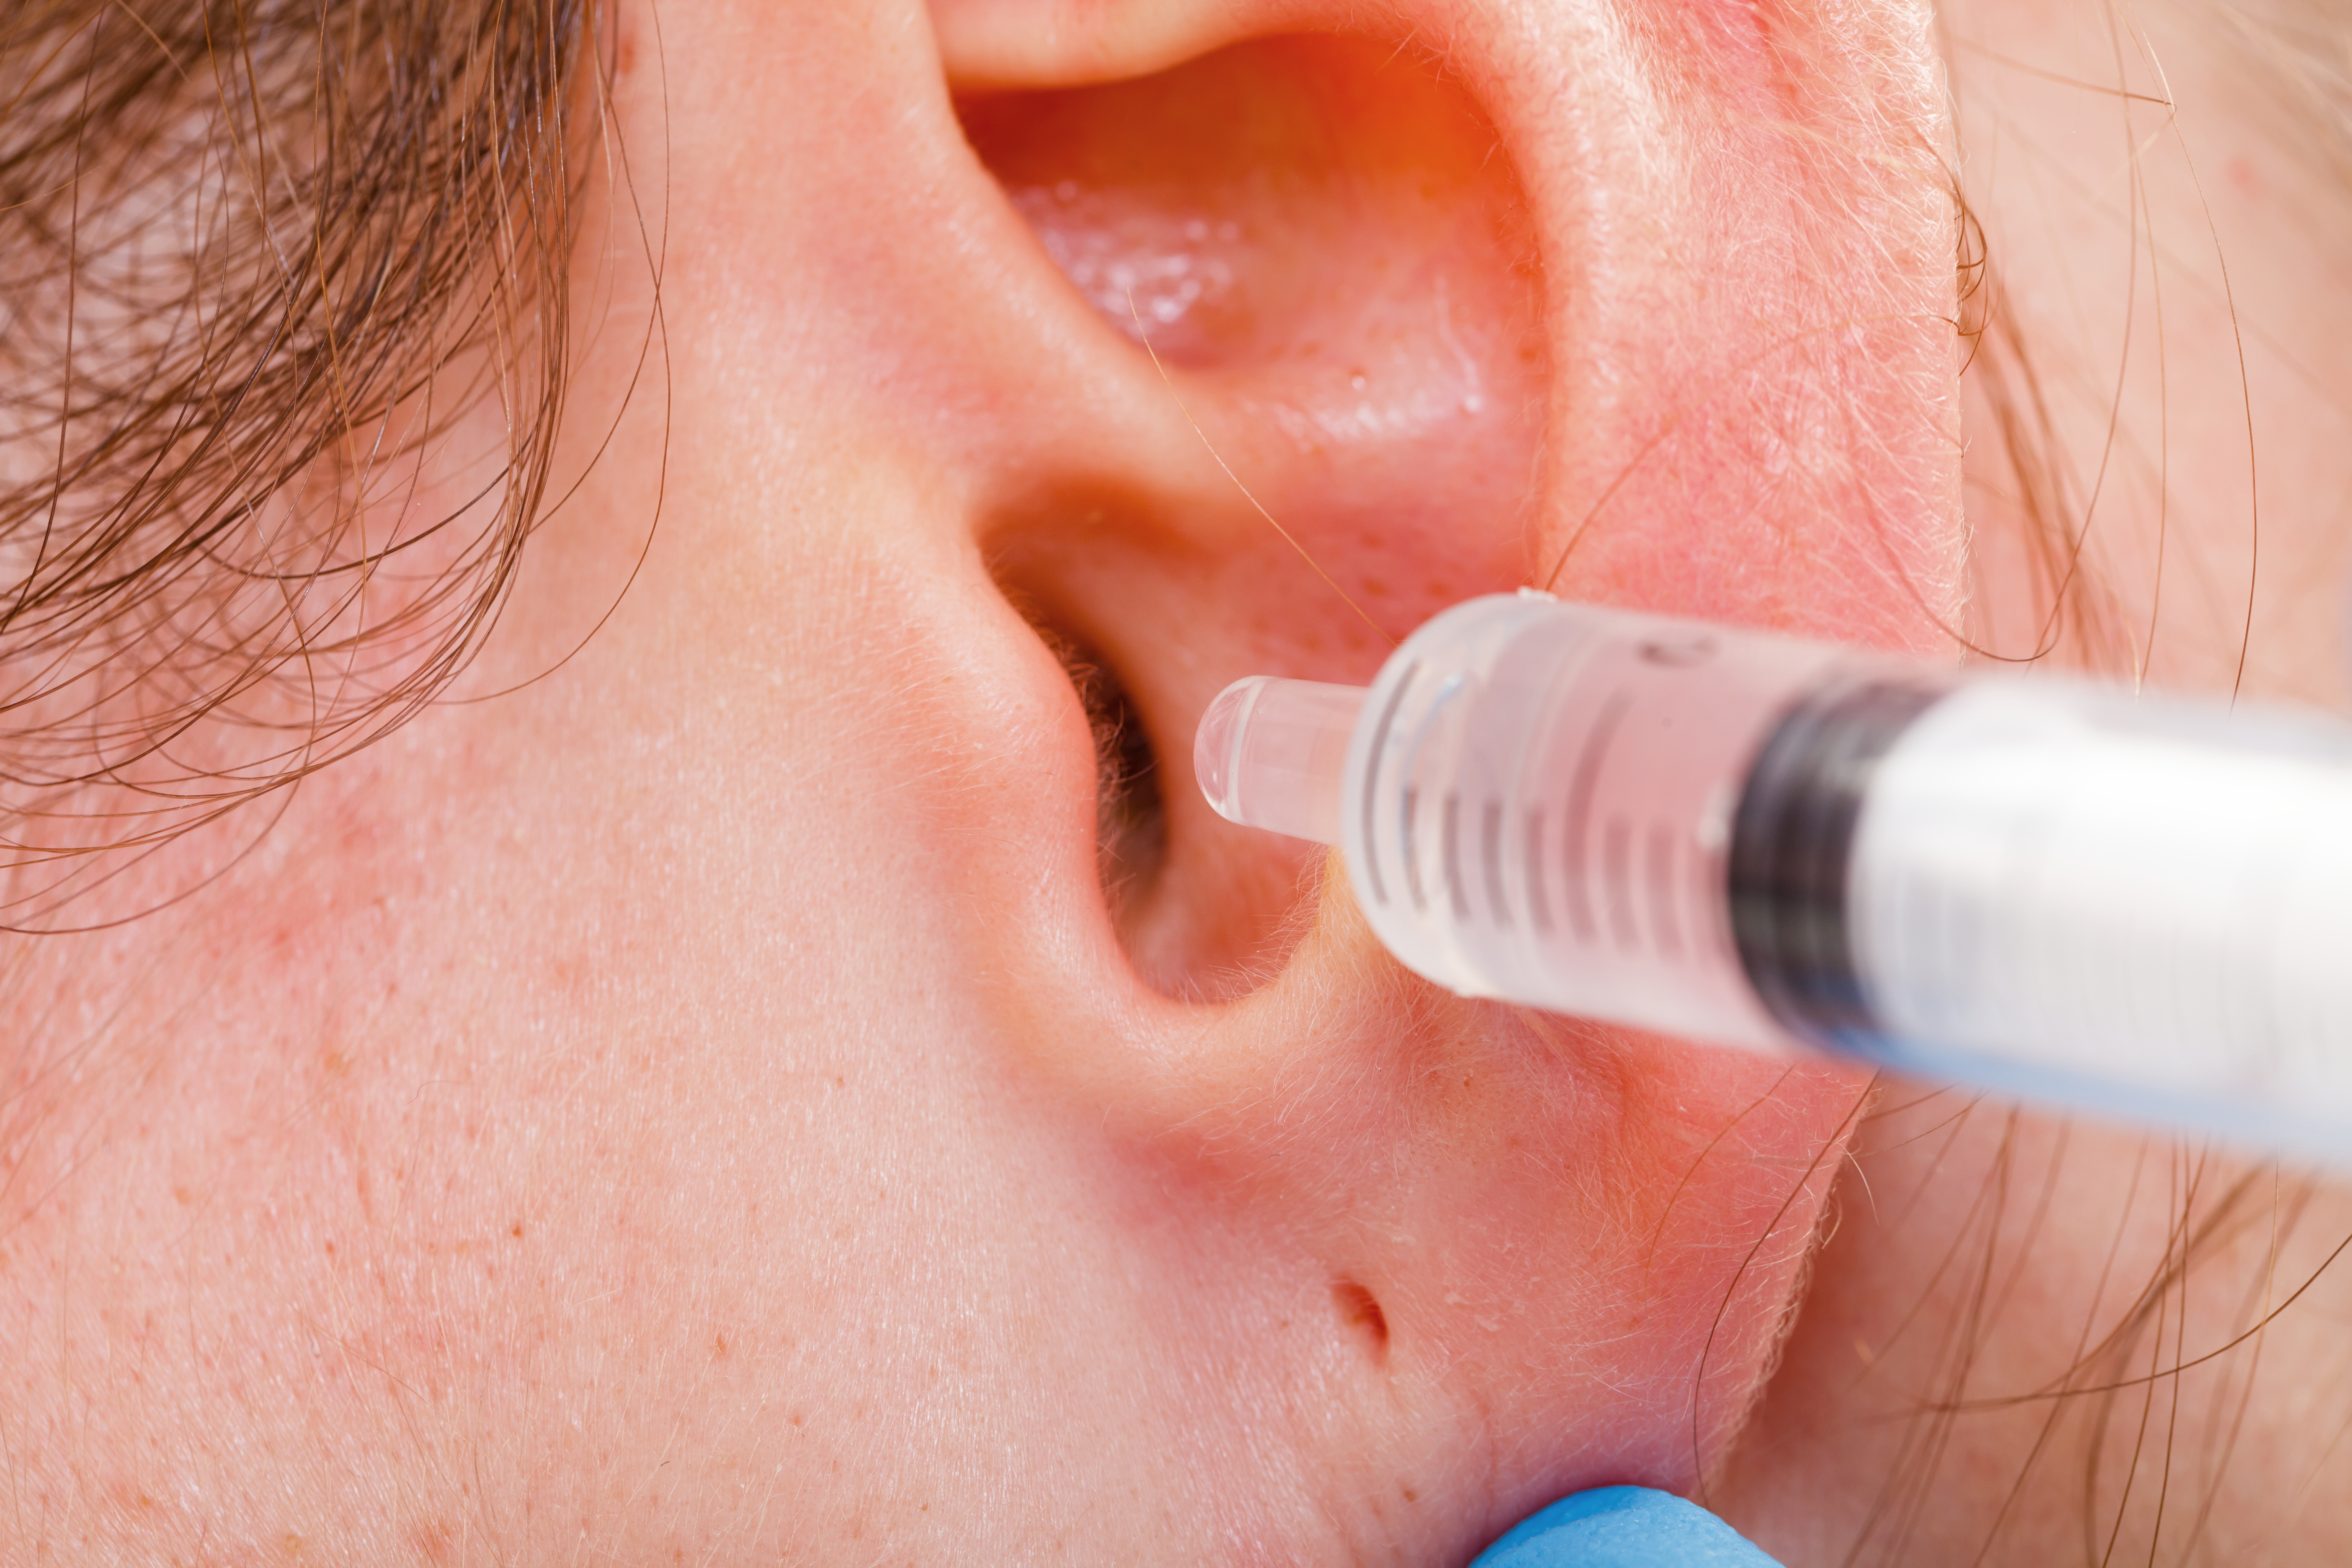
1195, 591, 2352, 1162
1201, 592, 1859, 1052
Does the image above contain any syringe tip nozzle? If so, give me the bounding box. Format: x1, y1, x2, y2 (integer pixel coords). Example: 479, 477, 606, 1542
1192, 675, 1366, 846
1192, 676, 1262, 824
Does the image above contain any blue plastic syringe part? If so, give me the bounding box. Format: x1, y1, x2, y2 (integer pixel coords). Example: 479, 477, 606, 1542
1194, 591, 2352, 1165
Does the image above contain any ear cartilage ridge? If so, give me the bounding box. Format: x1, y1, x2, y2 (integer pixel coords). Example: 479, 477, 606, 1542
1197, 591, 2352, 1169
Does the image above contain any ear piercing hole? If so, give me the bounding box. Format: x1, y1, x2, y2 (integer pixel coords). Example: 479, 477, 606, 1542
1333, 1278, 1391, 1360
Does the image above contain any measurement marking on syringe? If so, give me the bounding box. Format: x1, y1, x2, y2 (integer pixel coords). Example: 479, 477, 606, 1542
1562, 690, 1632, 943
1646, 822, 1683, 959
1603, 816, 1637, 949
1397, 673, 1467, 916
1403, 786, 1427, 911
1482, 799, 1510, 928
1443, 792, 1470, 919
1524, 807, 1552, 931
1358, 662, 1419, 908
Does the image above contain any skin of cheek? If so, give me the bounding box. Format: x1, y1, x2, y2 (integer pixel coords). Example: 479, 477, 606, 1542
0, 0, 1958, 1562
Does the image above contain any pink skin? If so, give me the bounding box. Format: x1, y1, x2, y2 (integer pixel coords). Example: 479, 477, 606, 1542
8, 0, 2345, 1562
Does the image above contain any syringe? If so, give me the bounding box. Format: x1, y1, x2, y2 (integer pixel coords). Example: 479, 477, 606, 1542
1194, 591, 2352, 1165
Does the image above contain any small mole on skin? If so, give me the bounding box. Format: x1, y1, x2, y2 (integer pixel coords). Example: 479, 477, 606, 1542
510, 1222, 524, 1239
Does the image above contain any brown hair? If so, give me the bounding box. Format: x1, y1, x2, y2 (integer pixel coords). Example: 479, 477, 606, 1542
0, 0, 592, 928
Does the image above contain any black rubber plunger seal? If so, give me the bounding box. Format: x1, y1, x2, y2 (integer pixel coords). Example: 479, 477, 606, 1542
1728, 677, 1951, 1044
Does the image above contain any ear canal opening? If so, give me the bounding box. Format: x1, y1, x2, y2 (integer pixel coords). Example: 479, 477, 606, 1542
997, 578, 1190, 979
990, 534, 1336, 1007
1040, 624, 1170, 924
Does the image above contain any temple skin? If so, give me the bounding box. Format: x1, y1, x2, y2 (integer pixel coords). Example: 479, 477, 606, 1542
3, 0, 2351, 1562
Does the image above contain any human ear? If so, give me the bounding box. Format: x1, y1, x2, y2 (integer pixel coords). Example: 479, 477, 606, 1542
461, 0, 1974, 1554
905, 0, 1963, 1545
